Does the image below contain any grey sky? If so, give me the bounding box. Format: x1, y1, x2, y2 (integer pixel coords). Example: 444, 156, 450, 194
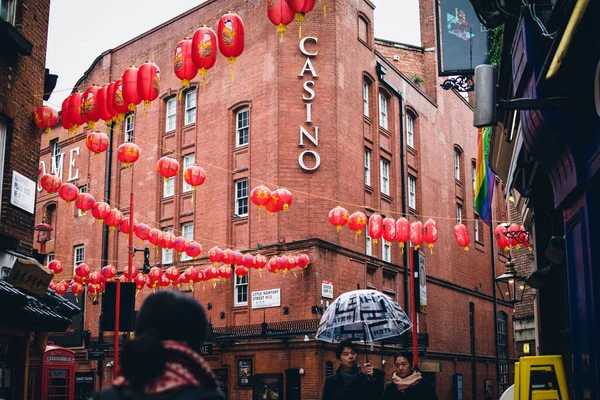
45, 0, 420, 108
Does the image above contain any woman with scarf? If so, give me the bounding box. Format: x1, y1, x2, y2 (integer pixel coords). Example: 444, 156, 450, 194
91, 290, 225, 400
382, 351, 437, 400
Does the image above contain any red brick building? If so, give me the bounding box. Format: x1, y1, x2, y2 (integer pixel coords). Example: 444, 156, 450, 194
36, 0, 516, 398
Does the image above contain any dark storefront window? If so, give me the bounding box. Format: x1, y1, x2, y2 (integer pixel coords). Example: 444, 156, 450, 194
497, 311, 509, 393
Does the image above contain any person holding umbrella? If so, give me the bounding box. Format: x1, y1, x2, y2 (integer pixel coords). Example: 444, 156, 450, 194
382, 351, 437, 400
321, 339, 383, 400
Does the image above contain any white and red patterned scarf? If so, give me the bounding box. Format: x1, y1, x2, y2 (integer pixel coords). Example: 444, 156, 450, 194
113, 340, 221, 395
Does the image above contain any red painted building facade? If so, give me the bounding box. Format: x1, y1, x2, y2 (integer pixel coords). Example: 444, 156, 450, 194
35, 0, 515, 398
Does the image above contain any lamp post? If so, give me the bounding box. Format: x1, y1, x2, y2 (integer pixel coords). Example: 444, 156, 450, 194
495, 255, 527, 304
34, 218, 53, 254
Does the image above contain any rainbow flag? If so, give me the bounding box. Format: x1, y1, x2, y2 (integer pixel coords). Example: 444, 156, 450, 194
474, 127, 495, 225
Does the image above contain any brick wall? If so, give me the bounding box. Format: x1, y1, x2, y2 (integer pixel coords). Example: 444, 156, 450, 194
0, 0, 51, 255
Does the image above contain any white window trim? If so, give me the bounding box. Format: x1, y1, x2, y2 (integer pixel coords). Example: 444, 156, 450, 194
363, 81, 369, 117
125, 113, 135, 142
236, 108, 249, 147
162, 227, 173, 265
364, 149, 371, 186
365, 229, 372, 256
77, 185, 88, 216
456, 204, 463, 223
165, 98, 176, 132
474, 214, 480, 242
1, 0, 17, 25
234, 275, 249, 306
380, 159, 390, 195
408, 175, 416, 209
406, 115, 414, 148
472, 162, 477, 191
235, 179, 249, 217
46, 253, 54, 264
379, 93, 388, 130
74, 245, 85, 271
163, 177, 175, 198
181, 223, 193, 261
382, 240, 391, 262
182, 154, 196, 193
454, 150, 461, 181
184, 90, 196, 126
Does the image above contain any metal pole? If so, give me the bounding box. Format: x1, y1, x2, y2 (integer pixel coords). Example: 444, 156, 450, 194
410, 248, 418, 366
489, 217, 500, 392
102, 123, 114, 265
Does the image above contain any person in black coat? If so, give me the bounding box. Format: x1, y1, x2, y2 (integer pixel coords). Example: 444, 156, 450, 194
382, 351, 437, 400
322, 339, 383, 400
91, 290, 225, 400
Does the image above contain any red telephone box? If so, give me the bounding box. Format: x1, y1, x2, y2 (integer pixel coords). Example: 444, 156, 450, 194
29, 345, 76, 400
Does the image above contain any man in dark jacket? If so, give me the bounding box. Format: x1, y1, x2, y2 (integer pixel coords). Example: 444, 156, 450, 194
322, 340, 383, 400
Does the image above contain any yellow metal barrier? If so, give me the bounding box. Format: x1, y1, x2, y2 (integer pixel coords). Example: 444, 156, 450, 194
513, 356, 569, 400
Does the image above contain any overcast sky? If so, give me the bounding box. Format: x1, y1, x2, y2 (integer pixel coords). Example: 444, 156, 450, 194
45, 0, 420, 108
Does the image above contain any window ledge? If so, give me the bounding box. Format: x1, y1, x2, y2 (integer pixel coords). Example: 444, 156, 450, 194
358, 37, 373, 51
379, 127, 391, 138
163, 130, 176, 136
233, 303, 248, 308
381, 193, 393, 203
161, 195, 174, 201
183, 122, 196, 130
407, 146, 417, 156
455, 179, 463, 187
234, 144, 249, 152
363, 115, 372, 124
365, 185, 374, 194
408, 207, 419, 216
233, 215, 249, 223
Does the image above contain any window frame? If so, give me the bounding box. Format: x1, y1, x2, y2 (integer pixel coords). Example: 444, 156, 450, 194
406, 114, 414, 148
163, 176, 175, 198
474, 214, 480, 242
184, 89, 197, 126
124, 112, 135, 142
0, 0, 17, 25
73, 245, 85, 270
382, 240, 391, 262
51, 139, 63, 176
379, 93, 388, 130
472, 161, 477, 191
235, 108, 249, 148
408, 175, 416, 209
77, 186, 87, 217
454, 149, 462, 181
180, 223, 194, 261
363, 81, 370, 117
165, 97, 177, 132
234, 274, 249, 306
456, 203, 463, 223
365, 229, 372, 256
380, 158, 390, 195
162, 227, 173, 265
46, 253, 54, 264
364, 148, 371, 186
182, 154, 196, 193
235, 179, 249, 217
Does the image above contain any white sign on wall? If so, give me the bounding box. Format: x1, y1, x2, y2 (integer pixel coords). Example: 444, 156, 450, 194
419, 250, 427, 314
11, 171, 36, 214
322, 280, 333, 299
251, 289, 281, 309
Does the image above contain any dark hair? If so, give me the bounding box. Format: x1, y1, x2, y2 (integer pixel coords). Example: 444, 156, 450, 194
335, 340, 358, 359
120, 290, 209, 390
394, 350, 413, 366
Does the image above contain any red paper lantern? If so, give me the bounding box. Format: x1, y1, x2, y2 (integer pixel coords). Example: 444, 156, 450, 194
288, 0, 316, 36
61, 97, 73, 131
235, 265, 248, 277
409, 221, 424, 249
146, 277, 158, 291
267, 0, 295, 42
241, 253, 255, 268
48, 260, 63, 275
165, 266, 180, 283
58, 183, 79, 204
185, 241, 202, 259
158, 274, 171, 288
135, 223, 151, 241
89, 271, 102, 285
508, 223, 522, 247
174, 38, 197, 89
267, 257, 280, 275
191, 27, 217, 85
157, 156, 180, 180
92, 202, 112, 223
271, 188, 293, 211
348, 211, 367, 238
208, 246, 224, 266
296, 253, 310, 269
219, 265, 233, 279
205, 266, 219, 287
70, 281, 85, 297
34, 106, 59, 134
148, 228, 163, 247
184, 165, 206, 190
232, 251, 243, 266
41, 173, 62, 194
148, 266, 162, 282
134, 273, 147, 294
54, 280, 68, 296
222, 249, 235, 266
101, 265, 117, 281
218, 13, 245, 76
104, 209, 124, 230
382, 217, 396, 243
86, 131, 109, 155
368, 214, 383, 244
123, 265, 138, 280
250, 185, 272, 209
264, 199, 278, 214
138, 61, 160, 105
160, 232, 176, 249
117, 142, 141, 167
184, 267, 199, 289
82, 85, 101, 128
122, 67, 141, 112
120, 217, 137, 234
95, 85, 112, 124
112, 78, 129, 122
454, 223, 470, 250
328, 206, 349, 232
75, 193, 95, 215
254, 254, 267, 276
423, 219, 438, 252
68, 92, 85, 132
173, 236, 190, 255
494, 225, 510, 252
75, 263, 91, 280
395, 218, 410, 251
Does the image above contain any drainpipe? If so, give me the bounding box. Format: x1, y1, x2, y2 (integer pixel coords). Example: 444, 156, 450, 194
376, 62, 409, 311
489, 210, 500, 393
101, 124, 114, 265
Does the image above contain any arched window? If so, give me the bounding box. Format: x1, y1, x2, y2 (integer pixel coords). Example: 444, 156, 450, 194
454, 146, 463, 182
358, 14, 370, 45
